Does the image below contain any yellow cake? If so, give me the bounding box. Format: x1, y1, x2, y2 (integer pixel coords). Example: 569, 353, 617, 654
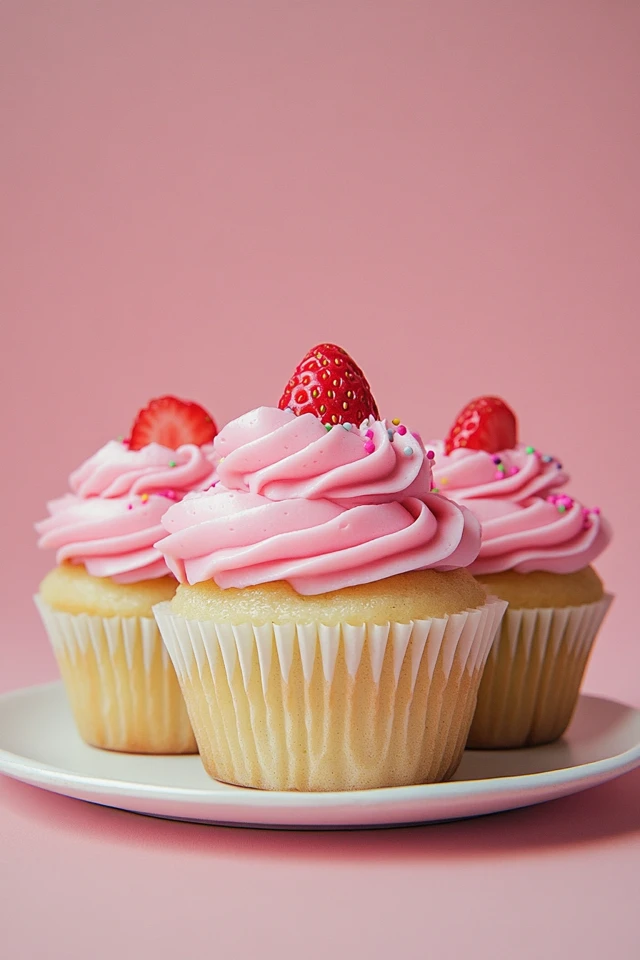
466, 566, 610, 748
37, 565, 196, 754
152, 388, 507, 791
35, 398, 220, 754
474, 567, 604, 611
156, 570, 503, 791
430, 399, 613, 750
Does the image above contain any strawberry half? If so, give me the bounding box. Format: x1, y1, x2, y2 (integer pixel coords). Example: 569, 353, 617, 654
278, 343, 379, 426
128, 396, 217, 451
444, 396, 517, 455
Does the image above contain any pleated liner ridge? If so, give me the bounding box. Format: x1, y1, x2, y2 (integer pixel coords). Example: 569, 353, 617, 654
467, 595, 613, 749
153, 597, 507, 791
35, 596, 197, 754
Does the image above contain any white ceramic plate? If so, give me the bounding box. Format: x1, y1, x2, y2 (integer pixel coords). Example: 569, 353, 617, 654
0, 682, 639, 829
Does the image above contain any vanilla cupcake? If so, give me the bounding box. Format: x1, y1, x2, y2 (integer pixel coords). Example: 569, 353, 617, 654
35, 395, 217, 754
431, 396, 612, 748
153, 345, 506, 790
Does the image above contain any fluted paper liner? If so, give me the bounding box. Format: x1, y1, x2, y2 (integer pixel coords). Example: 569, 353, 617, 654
35, 596, 197, 754
467, 594, 613, 749
153, 597, 506, 791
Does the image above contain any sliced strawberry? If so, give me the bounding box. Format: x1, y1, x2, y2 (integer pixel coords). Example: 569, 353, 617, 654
444, 396, 517, 455
278, 343, 379, 426
128, 396, 217, 451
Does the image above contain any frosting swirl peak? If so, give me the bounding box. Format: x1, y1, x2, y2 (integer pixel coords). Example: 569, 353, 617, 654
156, 407, 481, 595
37, 440, 216, 583
70, 440, 216, 498
429, 441, 610, 575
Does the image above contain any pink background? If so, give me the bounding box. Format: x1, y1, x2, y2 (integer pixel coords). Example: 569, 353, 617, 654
1, 2, 639, 957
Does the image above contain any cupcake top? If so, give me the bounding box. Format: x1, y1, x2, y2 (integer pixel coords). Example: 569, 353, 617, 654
36, 396, 218, 584
430, 396, 611, 576
155, 344, 481, 595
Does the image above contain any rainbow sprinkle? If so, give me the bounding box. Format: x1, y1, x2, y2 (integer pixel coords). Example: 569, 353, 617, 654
547, 493, 574, 513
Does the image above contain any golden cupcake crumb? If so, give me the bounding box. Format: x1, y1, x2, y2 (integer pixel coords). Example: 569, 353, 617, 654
170, 568, 487, 625
475, 565, 604, 610
40, 563, 177, 618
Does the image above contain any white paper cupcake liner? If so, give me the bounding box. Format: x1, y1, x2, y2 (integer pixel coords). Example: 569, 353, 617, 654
467, 594, 613, 749
153, 596, 507, 791
35, 596, 197, 754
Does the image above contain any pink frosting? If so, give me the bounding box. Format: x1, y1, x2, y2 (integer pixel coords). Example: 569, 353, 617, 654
37, 441, 217, 583
429, 441, 610, 575
155, 407, 481, 595
69, 440, 216, 497
429, 441, 569, 501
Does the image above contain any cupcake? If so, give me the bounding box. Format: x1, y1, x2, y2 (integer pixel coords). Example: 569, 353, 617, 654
430, 396, 612, 748
153, 345, 507, 791
35, 395, 218, 754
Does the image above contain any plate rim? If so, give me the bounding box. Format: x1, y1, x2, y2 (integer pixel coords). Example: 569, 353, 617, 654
1, 680, 640, 813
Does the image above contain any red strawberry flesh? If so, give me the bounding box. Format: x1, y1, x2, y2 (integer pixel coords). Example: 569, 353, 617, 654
278, 343, 379, 426
444, 396, 517, 455
128, 396, 217, 451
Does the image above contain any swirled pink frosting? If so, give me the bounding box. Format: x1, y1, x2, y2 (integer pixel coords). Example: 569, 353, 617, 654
37, 441, 216, 583
429, 441, 569, 501
429, 441, 610, 575
155, 407, 481, 595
